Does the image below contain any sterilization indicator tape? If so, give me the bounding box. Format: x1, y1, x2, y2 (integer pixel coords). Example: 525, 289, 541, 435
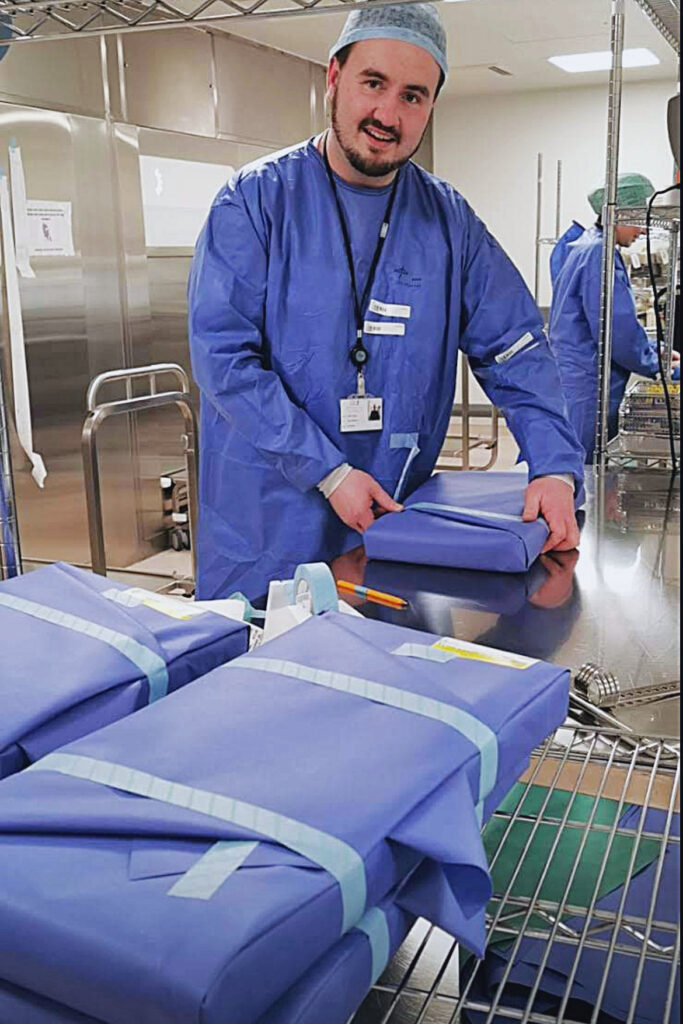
408, 502, 526, 523
29, 752, 366, 935
354, 907, 391, 986
235, 657, 498, 802
168, 840, 258, 901
0, 593, 169, 702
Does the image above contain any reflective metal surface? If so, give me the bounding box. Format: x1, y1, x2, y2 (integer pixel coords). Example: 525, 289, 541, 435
0, 28, 326, 574
331, 468, 680, 740
82, 363, 198, 579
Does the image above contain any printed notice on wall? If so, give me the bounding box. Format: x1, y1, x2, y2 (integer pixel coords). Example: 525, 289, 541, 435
25, 201, 75, 257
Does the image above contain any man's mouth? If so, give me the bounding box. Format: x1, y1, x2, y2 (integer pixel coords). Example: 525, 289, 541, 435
361, 125, 398, 146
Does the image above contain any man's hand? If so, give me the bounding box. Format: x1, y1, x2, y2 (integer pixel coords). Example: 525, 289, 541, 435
328, 469, 402, 532
522, 477, 580, 553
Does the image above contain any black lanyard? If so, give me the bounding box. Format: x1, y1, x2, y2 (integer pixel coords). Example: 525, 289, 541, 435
323, 134, 400, 373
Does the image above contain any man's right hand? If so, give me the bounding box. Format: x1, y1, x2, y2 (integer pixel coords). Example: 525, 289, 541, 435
328, 469, 403, 532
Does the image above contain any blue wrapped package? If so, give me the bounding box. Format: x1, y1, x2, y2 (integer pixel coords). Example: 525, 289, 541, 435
364, 471, 582, 572
0, 611, 569, 1024
0, 562, 249, 778
0, 766, 529, 1024
0, 763, 528, 1024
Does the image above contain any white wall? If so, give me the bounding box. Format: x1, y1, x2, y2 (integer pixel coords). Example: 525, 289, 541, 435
434, 79, 678, 310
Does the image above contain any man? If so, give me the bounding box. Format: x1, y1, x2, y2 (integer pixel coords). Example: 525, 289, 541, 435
549, 173, 679, 463
189, 3, 584, 600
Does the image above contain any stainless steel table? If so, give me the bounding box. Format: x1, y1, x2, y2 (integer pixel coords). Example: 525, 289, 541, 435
332, 467, 680, 741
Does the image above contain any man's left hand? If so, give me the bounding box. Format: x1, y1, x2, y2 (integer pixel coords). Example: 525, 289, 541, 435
522, 477, 580, 553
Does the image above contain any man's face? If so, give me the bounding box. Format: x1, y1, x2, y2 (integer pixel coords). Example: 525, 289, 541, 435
615, 225, 644, 247
326, 39, 440, 182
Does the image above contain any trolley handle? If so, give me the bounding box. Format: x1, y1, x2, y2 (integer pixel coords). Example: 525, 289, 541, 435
86, 363, 191, 412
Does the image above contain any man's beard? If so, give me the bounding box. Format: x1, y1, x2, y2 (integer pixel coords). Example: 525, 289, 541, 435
331, 93, 424, 178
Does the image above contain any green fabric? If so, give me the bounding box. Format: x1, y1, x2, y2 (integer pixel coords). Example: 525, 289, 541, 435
481, 783, 661, 948
588, 172, 654, 214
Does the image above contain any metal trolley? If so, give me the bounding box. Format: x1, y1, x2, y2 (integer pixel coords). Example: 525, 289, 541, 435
350, 720, 680, 1024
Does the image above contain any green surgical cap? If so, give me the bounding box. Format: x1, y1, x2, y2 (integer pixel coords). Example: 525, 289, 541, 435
588, 172, 655, 215
329, 2, 448, 80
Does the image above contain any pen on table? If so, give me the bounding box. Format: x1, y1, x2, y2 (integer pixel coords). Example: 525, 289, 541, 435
336, 580, 408, 608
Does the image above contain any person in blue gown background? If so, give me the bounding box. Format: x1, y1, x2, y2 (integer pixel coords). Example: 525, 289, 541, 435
549, 173, 679, 463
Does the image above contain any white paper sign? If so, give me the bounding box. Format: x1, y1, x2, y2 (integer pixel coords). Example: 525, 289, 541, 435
26, 201, 75, 257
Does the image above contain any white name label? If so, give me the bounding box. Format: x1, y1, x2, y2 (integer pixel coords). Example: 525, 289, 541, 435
364, 320, 406, 337
368, 299, 411, 319
495, 331, 537, 364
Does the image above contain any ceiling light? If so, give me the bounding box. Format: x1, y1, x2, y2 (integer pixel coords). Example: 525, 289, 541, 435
548, 48, 660, 73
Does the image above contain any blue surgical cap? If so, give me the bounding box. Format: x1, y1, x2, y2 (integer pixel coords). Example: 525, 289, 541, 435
329, 2, 448, 81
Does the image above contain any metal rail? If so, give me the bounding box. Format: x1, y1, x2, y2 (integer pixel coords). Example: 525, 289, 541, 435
0, 0, 419, 44
350, 724, 680, 1024
633, 0, 680, 55
0, 248, 22, 581
81, 362, 198, 580
534, 154, 563, 305
595, 0, 625, 470
0, 347, 22, 580
436, 353, 499, 472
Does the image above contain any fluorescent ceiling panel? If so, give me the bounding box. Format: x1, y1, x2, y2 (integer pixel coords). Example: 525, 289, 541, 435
548, 48, 660, 72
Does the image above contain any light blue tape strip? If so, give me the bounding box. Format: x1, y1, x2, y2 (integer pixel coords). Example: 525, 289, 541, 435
167, 840, 258, 900
237, 658, 498, 801
392, 643, 454, 663
0, 593, 169, 703
408, 502, 525, 523
30, 753, 366, 934
293, 562, 338, 614
354, 907, 391, 986
226, 592, 266, 623
390, 433, 420, 504
103, 588, 145, 609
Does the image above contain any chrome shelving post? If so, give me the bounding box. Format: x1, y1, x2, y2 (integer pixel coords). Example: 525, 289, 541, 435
0, 350, 22, 580
595, 0, 626, 469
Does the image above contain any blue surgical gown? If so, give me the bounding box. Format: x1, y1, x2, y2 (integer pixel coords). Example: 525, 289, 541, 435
550, 221, 585, 287
189, 140, 585, 599
549, 226, 660, 463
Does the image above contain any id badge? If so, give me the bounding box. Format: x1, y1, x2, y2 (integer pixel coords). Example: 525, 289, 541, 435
340, 395, 384, 433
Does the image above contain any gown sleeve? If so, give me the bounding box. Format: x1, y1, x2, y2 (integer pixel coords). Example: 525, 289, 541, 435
457, 208, 586, 483
188, 184, 346, 494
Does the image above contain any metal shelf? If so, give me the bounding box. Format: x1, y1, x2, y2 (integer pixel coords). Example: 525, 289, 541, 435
350, 723, 680, 1024
617, 206, 681, 231
0, 0, 414, 44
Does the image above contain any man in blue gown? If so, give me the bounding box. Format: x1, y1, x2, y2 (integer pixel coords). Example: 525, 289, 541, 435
549, 173, 679, 463
189, 3, 585, 600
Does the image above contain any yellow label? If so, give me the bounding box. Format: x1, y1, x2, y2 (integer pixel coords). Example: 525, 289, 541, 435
432, 638, 536, 671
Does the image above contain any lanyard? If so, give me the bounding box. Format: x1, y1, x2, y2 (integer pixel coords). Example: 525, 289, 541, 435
323, 135, 400, 384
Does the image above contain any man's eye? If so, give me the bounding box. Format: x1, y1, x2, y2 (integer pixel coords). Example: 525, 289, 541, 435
404, 93, 420, 105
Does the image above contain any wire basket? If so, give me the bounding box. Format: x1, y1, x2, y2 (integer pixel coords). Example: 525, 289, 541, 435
350, 724, 680, 1024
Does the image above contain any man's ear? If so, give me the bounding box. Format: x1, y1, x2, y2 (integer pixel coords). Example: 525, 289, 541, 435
326, 57, 340, 101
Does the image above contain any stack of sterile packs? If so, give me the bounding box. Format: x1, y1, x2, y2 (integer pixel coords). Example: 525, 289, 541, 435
0, 611, 570, 1023
364, 471, 583, 572
0, 562, 249, 778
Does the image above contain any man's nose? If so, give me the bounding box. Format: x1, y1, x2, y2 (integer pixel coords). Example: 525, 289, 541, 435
371, 91, 401, 129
